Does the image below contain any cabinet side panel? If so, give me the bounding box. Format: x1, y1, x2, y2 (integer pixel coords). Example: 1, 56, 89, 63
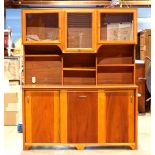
67, 92, 98, 143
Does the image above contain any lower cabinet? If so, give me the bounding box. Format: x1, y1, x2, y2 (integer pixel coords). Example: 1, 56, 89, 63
24, 91, 59, 143
105, 91, 135, 143
60, 90, 105, 143
23, 88, 137, 149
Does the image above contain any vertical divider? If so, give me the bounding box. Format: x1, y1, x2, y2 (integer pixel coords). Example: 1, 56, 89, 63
60, 90, 68, 143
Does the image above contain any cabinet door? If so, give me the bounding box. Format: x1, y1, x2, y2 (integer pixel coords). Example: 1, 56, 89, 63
105, 90, 135, 143
60, 90, 105, 143
64, 9, 96, 52
22, 9, 63, 44
24, 91, 59, 143
98, 8, 137, 44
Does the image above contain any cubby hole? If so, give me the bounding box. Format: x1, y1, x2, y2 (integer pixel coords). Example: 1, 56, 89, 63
63, 70, 96, 85
97, 66, 133, 84
97, 45, 134, 65
25, 45, 62, 85
63, 53, 96, 69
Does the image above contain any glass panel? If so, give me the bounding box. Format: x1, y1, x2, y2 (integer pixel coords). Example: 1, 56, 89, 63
26, 13, 59, 41
67, 13, 92, 48
100, 13, 133, 41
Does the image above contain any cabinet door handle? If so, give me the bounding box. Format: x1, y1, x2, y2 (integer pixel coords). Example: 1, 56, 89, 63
130, 96, 133, 103
138, 77, 146, 80
79, 95, 87, 98
27, 96, 30, 104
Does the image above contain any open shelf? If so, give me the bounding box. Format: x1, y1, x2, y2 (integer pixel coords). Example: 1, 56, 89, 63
63, 53, 96, 68
97, 66, 133, 84
97, 45, 134, 65
63, 70, 96, 85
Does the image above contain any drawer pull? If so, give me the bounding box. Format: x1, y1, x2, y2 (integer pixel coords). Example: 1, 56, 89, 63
79, 95, 87, 98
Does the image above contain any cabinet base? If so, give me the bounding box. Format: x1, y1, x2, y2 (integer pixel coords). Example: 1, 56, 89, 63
24, 143, 137, 150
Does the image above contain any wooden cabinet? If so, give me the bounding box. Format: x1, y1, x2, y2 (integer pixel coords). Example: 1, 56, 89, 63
22, 8, 138, 150
60, 90, 105, 143
23, 90, 59, 144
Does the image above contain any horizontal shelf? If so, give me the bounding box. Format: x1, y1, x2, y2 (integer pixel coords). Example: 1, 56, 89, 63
97, 64, 134, 67
25, 54, 61, 57
63, 67, 96, 71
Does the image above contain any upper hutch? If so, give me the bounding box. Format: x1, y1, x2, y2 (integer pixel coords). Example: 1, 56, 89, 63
22, 8, 138, 150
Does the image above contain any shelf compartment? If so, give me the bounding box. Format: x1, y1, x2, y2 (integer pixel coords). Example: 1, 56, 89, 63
97, 66, 133, 84
26, 13, 59, 42
25, 57, 62, 85
97, 45, 134, 65
63, 53, 96, 68
67, 13, 92, 48
63, 70, 96, 85
100, 13, 133, 41
25, 45, 62, 55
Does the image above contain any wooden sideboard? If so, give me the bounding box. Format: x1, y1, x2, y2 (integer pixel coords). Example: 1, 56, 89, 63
22, 8, 138, 150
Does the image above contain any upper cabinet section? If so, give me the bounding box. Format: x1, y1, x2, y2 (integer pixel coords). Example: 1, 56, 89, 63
64, 9, 96, 52
98, 8, 137, 44
22, 8, 137, 47
22, 9, 63, 45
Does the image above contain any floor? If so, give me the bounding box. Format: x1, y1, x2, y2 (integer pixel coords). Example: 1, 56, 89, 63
4, 113, 151, 155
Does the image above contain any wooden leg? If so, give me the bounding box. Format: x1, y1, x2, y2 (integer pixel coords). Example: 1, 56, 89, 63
130, 144, 137, 150
23, 145, 31, 150
76, 144, 85, 150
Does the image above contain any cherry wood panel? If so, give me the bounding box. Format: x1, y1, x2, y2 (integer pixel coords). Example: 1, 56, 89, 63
97, 45, 134, 64
105, 91, 134, 143
25, 57, 62, 84
97, 66, 133, 84
25, 91, 56, 143
67, 91, 98, 143
63, 71, 96, 85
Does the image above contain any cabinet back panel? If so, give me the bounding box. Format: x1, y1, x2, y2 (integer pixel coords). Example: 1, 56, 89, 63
63, 54, 95, 67
67, 92, 98, 143
25, 57, 62, 84
63, 71, 96, 85
105, 92, 134, 143
97, 45, 134, 64
97, 67, 133, 84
